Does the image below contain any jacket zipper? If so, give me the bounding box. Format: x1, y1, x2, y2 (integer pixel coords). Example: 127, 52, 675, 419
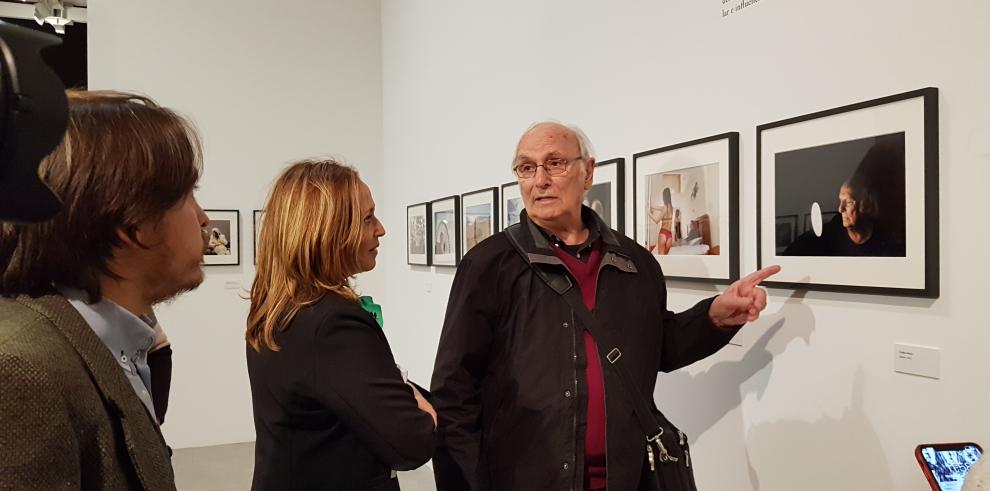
570, 310, 578, 491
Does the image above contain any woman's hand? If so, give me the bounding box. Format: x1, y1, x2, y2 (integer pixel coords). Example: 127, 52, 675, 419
407, 382, 437, 428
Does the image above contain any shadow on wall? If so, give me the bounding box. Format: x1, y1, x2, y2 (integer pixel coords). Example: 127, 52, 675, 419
657, 290, 815, 436
744, 368, 892, 491
654, 290, 815, 490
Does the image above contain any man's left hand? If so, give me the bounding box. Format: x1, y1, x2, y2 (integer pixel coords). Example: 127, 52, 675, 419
709, 265, 781, 328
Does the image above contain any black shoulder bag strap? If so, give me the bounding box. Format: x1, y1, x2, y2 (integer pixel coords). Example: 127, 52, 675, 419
504, 224, 696, 489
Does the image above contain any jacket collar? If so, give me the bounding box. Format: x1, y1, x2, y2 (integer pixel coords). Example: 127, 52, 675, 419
15, 294, 175, 489
516, 206, 636, 274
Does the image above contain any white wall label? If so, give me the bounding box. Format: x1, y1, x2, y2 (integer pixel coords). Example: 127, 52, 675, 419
894, 343, 941, 379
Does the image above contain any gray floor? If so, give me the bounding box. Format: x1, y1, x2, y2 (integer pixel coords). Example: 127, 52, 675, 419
172, 442, 436, 491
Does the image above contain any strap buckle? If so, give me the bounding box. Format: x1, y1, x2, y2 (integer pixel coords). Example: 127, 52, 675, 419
606, 348, 622, 364
647, 428, 664, 442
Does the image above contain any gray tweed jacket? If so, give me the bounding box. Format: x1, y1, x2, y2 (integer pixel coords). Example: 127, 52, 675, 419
0, 294, 175, 490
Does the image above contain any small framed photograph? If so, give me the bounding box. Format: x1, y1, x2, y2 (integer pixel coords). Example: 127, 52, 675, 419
203, 209, 240, 266
461, 187, 499, 255
586, 158, 625, 233
633, 132, 740, 283
758, 87, 939, 297
407, 202, 432, 266
430, 196, 460, 267
253, 210, 265, 265
500, 181, 523, 230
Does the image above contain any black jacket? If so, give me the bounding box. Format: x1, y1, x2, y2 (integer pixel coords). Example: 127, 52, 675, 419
430, 209, 740, 490
247, 293, 435, 490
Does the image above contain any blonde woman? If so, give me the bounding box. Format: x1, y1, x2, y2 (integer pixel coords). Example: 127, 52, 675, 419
247, 160, 435, 490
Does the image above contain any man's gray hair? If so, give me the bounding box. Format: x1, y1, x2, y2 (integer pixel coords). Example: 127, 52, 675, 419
511, 120, 596, 168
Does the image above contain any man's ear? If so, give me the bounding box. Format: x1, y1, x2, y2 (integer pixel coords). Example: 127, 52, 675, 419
115, 223, 149, 249
584, 159, 596, 190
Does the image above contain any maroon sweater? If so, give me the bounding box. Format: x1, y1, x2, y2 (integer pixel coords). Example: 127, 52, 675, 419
551, 240, 608, 490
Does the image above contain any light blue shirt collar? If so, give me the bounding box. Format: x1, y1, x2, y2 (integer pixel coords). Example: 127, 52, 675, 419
59, 286, 158, 420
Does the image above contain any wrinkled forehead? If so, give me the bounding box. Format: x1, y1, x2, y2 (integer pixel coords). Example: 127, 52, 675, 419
515, 124, 580, 161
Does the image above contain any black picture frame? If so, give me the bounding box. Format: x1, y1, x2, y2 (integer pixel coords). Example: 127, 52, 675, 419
587, 158, 626, 233
633, 132, 740, 283
461, 187, 499, 255
253, 209, 265, 265
406, 202, 432, 266
203, 209, 241, 266
500, 181, 522, 230
757, 87, 939, 298
429, 195, 461, 267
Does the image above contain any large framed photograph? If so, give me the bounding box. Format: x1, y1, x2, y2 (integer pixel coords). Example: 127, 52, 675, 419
500, 181, 523, 230
757, 87, 938, 297
634, 132, 740, 283
586, 158, 625, 233
430, 196, 461, 267
253, 210, 265, 265
203, 209, 240, 266
461, 187, 498, 255
407, 202, 432, 266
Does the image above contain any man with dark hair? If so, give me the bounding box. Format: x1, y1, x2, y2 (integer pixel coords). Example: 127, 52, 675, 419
0, 90, 209, 489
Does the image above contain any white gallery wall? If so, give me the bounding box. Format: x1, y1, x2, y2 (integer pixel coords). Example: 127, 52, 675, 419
88, 0, 385, 448
379, 1, 990, 490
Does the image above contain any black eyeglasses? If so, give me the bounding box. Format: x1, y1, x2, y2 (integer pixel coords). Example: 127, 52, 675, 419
512, 157, 583, 179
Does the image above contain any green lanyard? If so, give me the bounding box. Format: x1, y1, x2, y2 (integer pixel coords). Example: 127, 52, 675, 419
358, 296, 384, 329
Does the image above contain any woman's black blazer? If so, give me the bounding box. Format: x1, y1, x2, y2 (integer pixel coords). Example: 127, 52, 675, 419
247, 293, 435, 490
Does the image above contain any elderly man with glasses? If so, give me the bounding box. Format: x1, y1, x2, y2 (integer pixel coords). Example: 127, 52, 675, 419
430, 121, 780, 491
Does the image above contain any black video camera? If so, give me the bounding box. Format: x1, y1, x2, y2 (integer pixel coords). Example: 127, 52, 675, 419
0, 20, 68, 223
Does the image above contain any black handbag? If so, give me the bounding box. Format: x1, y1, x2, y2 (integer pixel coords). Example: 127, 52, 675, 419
505, 225, 698, 491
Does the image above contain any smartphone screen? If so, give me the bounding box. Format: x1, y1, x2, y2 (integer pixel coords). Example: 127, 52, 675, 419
919, 444, 983, 491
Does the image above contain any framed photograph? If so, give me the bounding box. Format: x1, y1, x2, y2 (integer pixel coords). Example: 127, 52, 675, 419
500, 181, 523, 230
586, 158, 625, 233
407, 202, 431, 266
429, 196, 460, 267
633, 132, 740, 283
461, 187, 499, 255
757, 87, 938, 297
253, 210, 265, 265
203, 209, 240, 266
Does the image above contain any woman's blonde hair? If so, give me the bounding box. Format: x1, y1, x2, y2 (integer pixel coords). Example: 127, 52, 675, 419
247, 159, 366, 352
